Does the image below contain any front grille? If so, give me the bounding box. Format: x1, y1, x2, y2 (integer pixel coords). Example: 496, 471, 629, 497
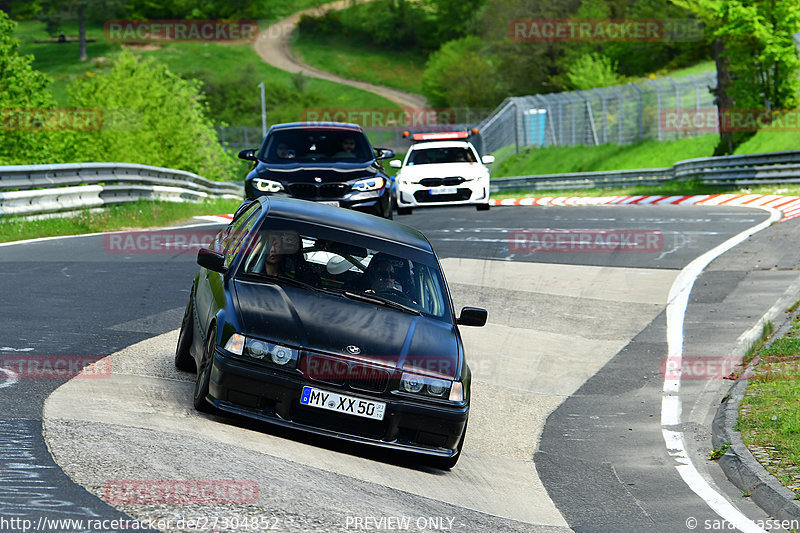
303, 354, 390, 393
419, 177, 465, 187
414, 188, 472, 203
287, 183, 350, 199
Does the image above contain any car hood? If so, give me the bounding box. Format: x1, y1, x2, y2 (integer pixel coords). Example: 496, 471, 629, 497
253, 162, 379, 183
399, 162, 488, 180
232, 279, 460, 379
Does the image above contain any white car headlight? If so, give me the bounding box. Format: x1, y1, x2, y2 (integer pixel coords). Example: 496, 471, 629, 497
253, 178, 284, 193
399, 373, 453, 399
233, 336, 299, 368
353, 177, 385, 192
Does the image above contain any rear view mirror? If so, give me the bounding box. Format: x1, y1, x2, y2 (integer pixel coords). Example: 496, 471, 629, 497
481, 155, 495, 164
457, 307, 487, 327
197, 248, 227, 273
390, 160, 402, 168
376, 147, 395, 160
238, 149, 258, 161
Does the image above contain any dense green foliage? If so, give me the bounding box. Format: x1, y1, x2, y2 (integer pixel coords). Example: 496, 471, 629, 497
672, 0, 800, 153
421, 36, 504, 108
299, 0, 709, 108
0, 10, 63, 164
66, 51, 234, 179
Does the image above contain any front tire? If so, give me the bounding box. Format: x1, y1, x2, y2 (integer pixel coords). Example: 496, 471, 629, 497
175, 296, 196, 372
193, 325, 216, 413
397, 206, 412, 215
476, 203, 490, 211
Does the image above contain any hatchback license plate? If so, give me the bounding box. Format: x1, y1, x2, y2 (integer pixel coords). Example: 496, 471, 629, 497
300, 386, 386, 421
430, 187, 457, 195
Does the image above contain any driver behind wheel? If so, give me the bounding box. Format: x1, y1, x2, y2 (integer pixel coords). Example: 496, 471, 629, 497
366, 255, 399, 293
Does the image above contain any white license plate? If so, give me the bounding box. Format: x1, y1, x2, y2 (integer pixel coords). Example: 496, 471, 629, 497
300, 386, 386, 421
316, 200, 340, 207
430, 187, 457, 195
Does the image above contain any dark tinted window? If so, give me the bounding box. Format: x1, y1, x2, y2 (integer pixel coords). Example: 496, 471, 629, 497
261, 129, 373, 164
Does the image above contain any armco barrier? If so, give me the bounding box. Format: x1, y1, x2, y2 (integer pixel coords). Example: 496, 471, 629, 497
491, 149, 800, 193
0, 162, 243, 217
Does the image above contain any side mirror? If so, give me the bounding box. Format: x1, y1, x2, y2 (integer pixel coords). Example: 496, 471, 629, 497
389, 160, 402, 169
375, 147, 395, 160
457, 307, 487, 327
197, 248, 227, 274
238, 149, 258, 161
481, 155, 495, 164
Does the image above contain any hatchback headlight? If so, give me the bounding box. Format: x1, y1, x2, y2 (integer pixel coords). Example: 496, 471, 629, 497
226, 334, 298, 368
253, 178, 284, 193
353, 177, 385, 192
399, 372, 452, 399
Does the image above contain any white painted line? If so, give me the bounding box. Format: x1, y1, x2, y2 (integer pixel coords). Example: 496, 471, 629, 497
0, 368, 19, 389
661, 205, 781, 533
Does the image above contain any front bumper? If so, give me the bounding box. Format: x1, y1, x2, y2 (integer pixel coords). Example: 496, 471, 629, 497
206, 351, 468, 458
246, 182, 391, 216
396, 180, 489, 208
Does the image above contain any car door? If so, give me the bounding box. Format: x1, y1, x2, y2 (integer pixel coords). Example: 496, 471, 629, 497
194, 202, 261, 342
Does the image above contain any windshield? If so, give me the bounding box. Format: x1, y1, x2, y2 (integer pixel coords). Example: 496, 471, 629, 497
407, 146, 476, 165
261, 129, 373, 164
237, 225, 451, 320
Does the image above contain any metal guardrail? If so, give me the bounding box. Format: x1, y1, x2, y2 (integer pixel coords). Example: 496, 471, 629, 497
491, 150, 800, 193
0, 162, 243, 217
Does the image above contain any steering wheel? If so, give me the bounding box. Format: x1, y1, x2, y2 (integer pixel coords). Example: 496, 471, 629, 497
375, 288, 417, 306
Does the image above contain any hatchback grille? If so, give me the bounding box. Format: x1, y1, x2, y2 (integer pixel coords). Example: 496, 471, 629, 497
414, 188, 472, 203
287, 183, 350, 199
419, 177, 465, 187
304, 354, 390, 393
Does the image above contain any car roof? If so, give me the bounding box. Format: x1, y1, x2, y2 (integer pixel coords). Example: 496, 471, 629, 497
254, 196, 434, 253
268, 122, 365, 133
409, 141, 474, 150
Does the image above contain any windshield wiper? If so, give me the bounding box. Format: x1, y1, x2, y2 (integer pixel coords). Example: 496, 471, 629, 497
337, 290, 421, 316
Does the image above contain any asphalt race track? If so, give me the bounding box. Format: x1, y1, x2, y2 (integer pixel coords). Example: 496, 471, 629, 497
3, 204, 800, 532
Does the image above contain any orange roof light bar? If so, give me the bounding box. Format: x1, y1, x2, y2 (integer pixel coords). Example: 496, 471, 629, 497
411, 131, 470, 141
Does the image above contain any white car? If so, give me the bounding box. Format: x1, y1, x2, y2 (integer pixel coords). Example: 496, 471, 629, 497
390, 132, 495, 215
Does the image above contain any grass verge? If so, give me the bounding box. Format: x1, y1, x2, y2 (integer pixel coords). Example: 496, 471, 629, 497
493, 129, 800, 180
0, 198, 242, 243
291, 31, 426, 95
738, 307, 800, 496
490, 181, 800, 200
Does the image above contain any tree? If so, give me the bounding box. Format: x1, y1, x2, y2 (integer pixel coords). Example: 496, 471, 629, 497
67, 51, 234, 180
0, 10, 63, 164
671, 0, 800, 154
422, 36, 505, 108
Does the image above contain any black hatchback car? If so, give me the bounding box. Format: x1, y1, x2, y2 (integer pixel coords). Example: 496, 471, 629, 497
175, 196, 487, 468
239, 122, 395, 219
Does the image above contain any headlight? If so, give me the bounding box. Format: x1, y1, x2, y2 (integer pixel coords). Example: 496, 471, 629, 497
228, 335, 299, 368
253, 178, 284, 193
353, 177, 385, 192
399, 373, 452, 399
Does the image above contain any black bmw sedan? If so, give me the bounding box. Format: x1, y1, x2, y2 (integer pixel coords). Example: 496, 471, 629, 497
239, 122, 395, 219
175, 196, 487, 468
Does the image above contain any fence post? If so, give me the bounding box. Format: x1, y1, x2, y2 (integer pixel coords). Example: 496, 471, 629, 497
628, 82, 643, 141
513, 99, 519, 154
648, 79, 662, 141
